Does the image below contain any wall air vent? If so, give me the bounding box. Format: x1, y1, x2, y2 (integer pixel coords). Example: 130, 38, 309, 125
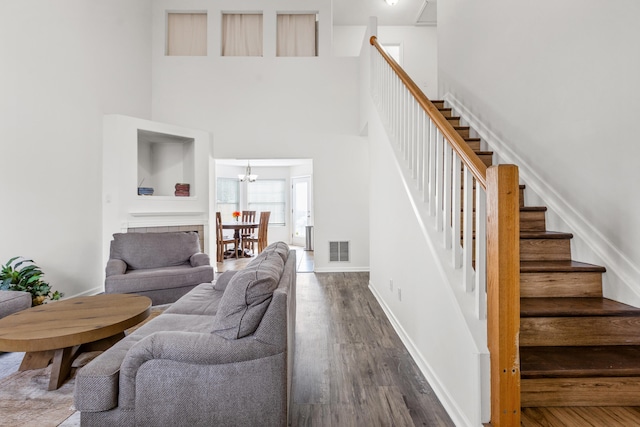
329, 241, 349, 262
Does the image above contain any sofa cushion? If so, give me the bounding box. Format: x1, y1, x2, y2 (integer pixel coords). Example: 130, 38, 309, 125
110, 232, 201, 270
213, 270, 239, 292
212, 250, 285, 339
105, 265, 213, 294
165, 282, 224, 316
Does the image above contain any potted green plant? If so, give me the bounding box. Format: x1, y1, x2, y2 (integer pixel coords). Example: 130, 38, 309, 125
0, 256, 63, 306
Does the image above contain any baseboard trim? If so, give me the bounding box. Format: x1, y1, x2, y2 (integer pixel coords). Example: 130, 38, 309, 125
368, 282, 474, 427
63, 286, 103, 300
444, 93, 640, 306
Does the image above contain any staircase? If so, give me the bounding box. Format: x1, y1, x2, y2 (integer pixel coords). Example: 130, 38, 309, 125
433, 99, 640, 425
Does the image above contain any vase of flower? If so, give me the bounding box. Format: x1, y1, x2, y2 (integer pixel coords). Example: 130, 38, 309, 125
232, 211, 241, 222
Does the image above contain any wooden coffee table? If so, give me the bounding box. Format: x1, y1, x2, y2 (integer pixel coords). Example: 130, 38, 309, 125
0, 294, 151, 390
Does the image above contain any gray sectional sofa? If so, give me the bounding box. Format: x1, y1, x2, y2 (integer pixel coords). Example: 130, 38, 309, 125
75, 242, 296, 427
0, 290, 31, 319
105, 232, 214, 305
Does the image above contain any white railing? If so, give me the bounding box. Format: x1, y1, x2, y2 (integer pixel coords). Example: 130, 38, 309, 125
370, 41, 487, 320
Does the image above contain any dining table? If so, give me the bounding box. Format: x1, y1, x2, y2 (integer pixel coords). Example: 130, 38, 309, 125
222, 221, 259, 257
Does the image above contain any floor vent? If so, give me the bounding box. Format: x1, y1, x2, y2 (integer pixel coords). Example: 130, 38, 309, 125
329, 241, 349, 262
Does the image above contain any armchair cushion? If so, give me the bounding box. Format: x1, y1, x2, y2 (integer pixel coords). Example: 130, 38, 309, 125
212, 250, 285, 340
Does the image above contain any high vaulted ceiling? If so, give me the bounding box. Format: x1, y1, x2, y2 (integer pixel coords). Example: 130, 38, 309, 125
332, 0, 436, 26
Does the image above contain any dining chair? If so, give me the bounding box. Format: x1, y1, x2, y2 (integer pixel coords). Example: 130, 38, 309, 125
216, 212, 238, 262
244, 211, 270, 255
240, 210, 256, 251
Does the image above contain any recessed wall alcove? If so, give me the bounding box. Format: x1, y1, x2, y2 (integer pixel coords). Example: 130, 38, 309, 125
137, 129, 195, 197
102, 115, 212, 269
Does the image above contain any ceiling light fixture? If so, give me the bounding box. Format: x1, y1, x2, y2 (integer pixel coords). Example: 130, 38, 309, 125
385, 0, 399, 5
238, 161, 258, 182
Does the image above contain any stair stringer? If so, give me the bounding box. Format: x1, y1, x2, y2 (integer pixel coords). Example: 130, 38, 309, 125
367, 100, 491, 427
444, 93, 640, 308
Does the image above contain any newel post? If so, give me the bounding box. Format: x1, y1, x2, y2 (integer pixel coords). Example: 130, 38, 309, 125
486, 164, 521, 426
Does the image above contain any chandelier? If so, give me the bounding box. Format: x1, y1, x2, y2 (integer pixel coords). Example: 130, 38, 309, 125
238, 161, 258, 182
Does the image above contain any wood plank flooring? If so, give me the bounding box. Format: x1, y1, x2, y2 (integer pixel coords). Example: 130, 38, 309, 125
291, 272, 454, 427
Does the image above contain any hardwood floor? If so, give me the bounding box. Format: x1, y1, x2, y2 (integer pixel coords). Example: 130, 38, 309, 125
291, 272, 454, 427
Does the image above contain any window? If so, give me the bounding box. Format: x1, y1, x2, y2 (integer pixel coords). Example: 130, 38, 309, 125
216, 178, 239, 221
221, 13, 263, 56
247, 179, 286, 225
276, 14, 317, 57
166, 13, 207, 56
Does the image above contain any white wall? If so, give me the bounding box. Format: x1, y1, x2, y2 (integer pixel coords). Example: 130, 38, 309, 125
333, 25, 438, 98
438, 0, 640, 304
367, 101, 487, 426
150, 0, 370, 271
0, 1, 151, 297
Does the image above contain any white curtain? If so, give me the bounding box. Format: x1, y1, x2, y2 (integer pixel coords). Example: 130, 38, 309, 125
221, 14, 263, 56
277, 14, 316, 57
167, 13, 207, 56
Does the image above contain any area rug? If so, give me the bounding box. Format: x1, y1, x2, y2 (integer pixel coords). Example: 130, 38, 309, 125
0, 306, 166, 426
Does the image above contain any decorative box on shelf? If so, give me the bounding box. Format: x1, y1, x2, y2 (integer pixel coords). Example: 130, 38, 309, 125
137, 187, 154, 196
174, 183, 190, 197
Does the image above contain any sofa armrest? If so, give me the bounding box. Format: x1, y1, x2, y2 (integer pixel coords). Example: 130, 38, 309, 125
190, 252, 210, 267
105, 259, 127, 277
118, 330, 281, 409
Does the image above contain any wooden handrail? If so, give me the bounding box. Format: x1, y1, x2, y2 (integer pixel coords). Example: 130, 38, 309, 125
370, 36, 488, 189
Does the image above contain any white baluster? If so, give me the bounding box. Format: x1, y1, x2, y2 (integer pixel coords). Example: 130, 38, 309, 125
475, 187, 487, 319
443, 144, 452, 249
452, 154, 462, 268
462, 167, 474, 292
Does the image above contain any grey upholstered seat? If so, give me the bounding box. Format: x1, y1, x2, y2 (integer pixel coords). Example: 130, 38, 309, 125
104, 232, 213, 305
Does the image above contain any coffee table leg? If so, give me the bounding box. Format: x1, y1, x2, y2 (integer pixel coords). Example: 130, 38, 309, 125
49, 347, 75, 391
19, 350, 55, 371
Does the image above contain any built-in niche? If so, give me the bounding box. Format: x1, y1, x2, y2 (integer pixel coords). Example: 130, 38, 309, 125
137, 130, 195, 197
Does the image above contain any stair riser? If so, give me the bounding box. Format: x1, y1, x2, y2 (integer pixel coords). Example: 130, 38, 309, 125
520, 211, 546, 232
455, 127, 470, 138
458, 155, 492, 174
447, 117, 460, 127
522, 377, 640, 407
521, 272, 603, 298
521, 316, 640, 346
520, 239, 572, 262
459, 210, 547, 234
465, 139, 480, 151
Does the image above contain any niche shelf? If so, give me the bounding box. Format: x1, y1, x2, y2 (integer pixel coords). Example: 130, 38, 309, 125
137, 129, 195, 198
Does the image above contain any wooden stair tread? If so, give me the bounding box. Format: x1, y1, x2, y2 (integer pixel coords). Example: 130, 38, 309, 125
520, 260, 606, 273
521, 297, 640, 318
520, 206, 547, 212
521, 230, 573, 239
521, 346, 640, 378
474, 150, 493, 155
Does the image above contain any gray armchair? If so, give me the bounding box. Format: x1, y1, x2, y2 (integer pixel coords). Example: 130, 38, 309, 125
105, 232, 213, 305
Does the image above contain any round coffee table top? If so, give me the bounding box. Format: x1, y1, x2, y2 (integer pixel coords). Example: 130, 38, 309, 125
0, 294, 151, 352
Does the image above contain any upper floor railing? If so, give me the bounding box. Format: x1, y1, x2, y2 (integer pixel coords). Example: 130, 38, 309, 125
369, 35, 521, 427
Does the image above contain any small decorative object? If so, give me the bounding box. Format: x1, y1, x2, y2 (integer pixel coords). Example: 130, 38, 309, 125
232, 211, 241, 222
138, 187, 154, 196
175, 183, 190, 197
0, 257, 63, 306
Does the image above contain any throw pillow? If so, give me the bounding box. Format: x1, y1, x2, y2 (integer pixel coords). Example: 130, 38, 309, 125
212, 251, 285, 339
213, 270, 239, 292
